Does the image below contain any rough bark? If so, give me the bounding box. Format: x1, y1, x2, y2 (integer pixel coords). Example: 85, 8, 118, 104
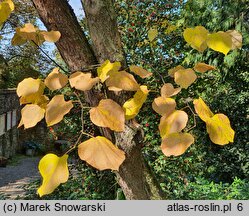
32, 0, 97, 71
82, 0, 165, 200
32, 0, 165, 199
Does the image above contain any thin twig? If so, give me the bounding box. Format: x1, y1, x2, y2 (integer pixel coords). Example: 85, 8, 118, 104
74, 91, 85, 131
31, 41, 68, 73
185, 102, 197, 132
81, 131, 94, 138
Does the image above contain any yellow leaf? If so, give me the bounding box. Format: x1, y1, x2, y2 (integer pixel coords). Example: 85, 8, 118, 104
159, 110, 188, 138
160, 83, 181, 98
168, 65, 184, 77
206, 114, 235, 145
174, 68, 197, 89
38, 154, 69, 197
17, 78, 45, 97
69, 71, 99, 91
193, 98, 214, 122
40, 30, 61, 42
226, 30, 242, 50
206, 31, 232, 55
20, 104, 45, 129
193, 62, 216, 73
108, 86, 122, 92
90, 99, 125, 132
152, 97, 176, 116
18, 23, 45, 45
45, 95, 73, 126
161, 132, 194, 156
106, 70, 140, 91
78, 136, 125, 171
183, 26, 209, 52
11, 29, 27, 46
123, 85, 149, 120
20, 94, 49, 108
148, 27, 158, 42
129, 65, 152, 78
97, 60, 121, 82
44, 68, 68, 91
0, 0, 14, 25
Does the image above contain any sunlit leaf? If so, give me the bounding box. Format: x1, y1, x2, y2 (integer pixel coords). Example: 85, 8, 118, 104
11, 29, 27, 46
45, 95, 73, 126
161, 132, 194, 156
148, 27, 158, 42
183, 26, 209, 52
168, 65, 184, 77
174, 68, 197, 89
20, 94, 49, 109
152, 97, 176, 116
12, 23, 60, 46
38, 154, 69, 197
97, 60, 121, 82
78, 136, 125, 171
206, 114, 235, 145
0, 0, 14, 25
226, 30, 242, 50
44, 68, 68, 91
159, 110, 188, 138
40, 30, 61, 42
17, 78, 45, 97
90, 99, 125, 132
17, 23, 45, 45
123, 85, 149, 120
106, 70, 140, 91
160, 83, 181, 98
69, 71, 99, 91
206, 31, 232, 55
193, 98, 214, 122
193, 62, 216, 73
129, 65, 152, 78
20, 104, 45, 129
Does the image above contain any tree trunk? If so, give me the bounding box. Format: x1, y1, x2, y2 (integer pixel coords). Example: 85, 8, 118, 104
32, 0, 165, 200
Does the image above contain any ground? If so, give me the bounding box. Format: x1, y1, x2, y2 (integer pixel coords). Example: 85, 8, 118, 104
0, 156, 40, 199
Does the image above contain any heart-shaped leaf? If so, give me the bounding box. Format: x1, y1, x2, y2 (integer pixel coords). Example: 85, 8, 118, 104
161, 132, 194, 156
159, 110, 188, 138
90, 99, 125, 131
152, 97, 176, 116
45, 95, 73, 126
78, 136, 125, 171
45, 68, 68, 90
38, 154, 69, 197
206, 114, 235, 145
